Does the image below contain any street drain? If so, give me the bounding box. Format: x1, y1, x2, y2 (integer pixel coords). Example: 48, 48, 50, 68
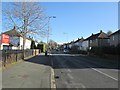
61, 72, 63, 73
55, 75, 59, 79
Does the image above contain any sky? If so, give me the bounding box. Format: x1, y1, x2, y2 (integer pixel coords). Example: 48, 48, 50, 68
1, 2, 118, 44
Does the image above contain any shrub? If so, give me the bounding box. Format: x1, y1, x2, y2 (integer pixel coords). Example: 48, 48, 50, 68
70, 45, 79, 54
90, 46, 119, 55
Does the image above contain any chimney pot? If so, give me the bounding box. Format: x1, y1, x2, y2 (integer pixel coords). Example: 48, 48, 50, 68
13, 26, 16, 30
100, 30, 102, 33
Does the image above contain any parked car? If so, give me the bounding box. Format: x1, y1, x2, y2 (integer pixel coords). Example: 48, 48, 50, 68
63, 49, 69, 53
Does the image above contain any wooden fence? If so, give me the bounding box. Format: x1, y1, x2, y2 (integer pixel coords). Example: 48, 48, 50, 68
1, 49, 41, 67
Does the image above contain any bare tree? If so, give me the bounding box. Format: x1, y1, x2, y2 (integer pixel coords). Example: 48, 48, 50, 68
3, 2, 48, 59
48, 39, 58, 50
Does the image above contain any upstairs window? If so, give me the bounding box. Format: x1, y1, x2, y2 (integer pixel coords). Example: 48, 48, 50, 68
112, 36, 114, 41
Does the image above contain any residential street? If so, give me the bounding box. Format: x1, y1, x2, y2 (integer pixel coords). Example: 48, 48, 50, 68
2, 52, 119, 89
51, 54, 118, 88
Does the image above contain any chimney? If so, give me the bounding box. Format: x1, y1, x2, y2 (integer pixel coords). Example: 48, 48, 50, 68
92, 33, 94, 35
13, 26, 16, 30
100, 30, 102, 33
81, 36, 83, 39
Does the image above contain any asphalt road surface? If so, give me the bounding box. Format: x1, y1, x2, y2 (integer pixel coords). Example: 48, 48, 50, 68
50, 53, 119, 88
2, 52, 119, 89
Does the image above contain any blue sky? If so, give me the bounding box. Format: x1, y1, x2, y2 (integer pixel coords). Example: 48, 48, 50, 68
2, 2, 118, 44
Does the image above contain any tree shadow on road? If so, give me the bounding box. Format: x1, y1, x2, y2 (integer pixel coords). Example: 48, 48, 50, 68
25, 54, 119, 70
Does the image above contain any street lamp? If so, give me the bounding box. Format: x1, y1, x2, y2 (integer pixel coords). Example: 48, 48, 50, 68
46, 16, 56, 54
63, 32, 69, 43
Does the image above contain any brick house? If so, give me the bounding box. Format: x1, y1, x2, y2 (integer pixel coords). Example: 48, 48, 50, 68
83, 30, 110, 50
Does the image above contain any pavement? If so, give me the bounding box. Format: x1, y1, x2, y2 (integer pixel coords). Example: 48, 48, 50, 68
2, 54, 53, 88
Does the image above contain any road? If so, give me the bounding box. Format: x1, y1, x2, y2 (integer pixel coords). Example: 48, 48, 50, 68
50, 53, 118, 88
2, 52, 119, 89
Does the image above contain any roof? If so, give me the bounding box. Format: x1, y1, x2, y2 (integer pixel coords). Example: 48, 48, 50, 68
3, 27, 22, 37
109, 29, 120, 36
84, 31, 109, 41
74, 38, 84, 43
3, 27, 33, 41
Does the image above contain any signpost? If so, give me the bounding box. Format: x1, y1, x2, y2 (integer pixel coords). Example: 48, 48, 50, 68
1, 34, 10, 45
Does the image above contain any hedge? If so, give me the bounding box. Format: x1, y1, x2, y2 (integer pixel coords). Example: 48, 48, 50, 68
90, 44, 120, 55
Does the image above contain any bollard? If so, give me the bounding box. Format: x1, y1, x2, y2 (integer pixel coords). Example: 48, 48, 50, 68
45, 51, 48, 56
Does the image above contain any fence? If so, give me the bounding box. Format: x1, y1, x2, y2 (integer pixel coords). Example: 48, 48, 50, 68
1, 49, 41, 67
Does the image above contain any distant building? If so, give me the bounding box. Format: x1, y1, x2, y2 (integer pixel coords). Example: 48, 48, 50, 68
109, 30, 120, 47
82, 30, 110, 51
88, 30, 109, 47
81, 39, 89, 51
73, 38, 84, 50
68, 41, 74, 49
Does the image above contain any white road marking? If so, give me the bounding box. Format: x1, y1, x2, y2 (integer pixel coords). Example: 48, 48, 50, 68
72, 83, 86, 88
91, 68, 118, 81
64, 81, 70, 88
67, 73, 74, 79
80, 83, 86, 88
68, 69, 71, 72
65, 79, 86, 88
73, 57, 118, 81
67, 72, 86, 88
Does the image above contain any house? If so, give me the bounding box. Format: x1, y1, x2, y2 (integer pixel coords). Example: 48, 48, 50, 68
81, 39, 89, 51
2, 26, 32, 50
109, 30, 120, 47
35, 40, 39, 47
68, 41, 74, 49
25, 37, 32, 49
73, 37, 84, 50
82, 30, 110, 51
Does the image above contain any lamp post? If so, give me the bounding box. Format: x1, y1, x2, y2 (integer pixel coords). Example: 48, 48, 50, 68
63, 32, 69, 49
63, 32, 68, 42
46, 16, 56, 55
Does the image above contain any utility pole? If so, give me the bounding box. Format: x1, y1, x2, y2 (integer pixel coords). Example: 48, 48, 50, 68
46, 16, 56, 54
63, 32, 68, 42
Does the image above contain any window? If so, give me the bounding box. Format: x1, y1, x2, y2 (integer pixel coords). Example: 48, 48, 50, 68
113, 36, 114, 41
108, 39, 110, 43
90, 40, 92, 44
96, 39, 98, 42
